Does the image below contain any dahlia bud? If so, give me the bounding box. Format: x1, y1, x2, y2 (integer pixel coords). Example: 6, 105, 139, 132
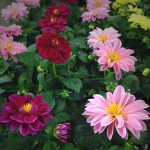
142, 68, 150, 76
53, 123, 71, 143
37, 66, 44, 73
88, 24, 95, 30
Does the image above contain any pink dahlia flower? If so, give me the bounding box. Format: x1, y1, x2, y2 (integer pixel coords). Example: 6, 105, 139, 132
93, 40, 137, 80
1, 2, 29, 22
87, 0, 111, 11
83, 85, 150, 140
39, 4, 70, 32
0, 94, 53, 136
16, 0, 40, 8
0, 34, 27, 62
81, 8, 109, 23
0, 24, 22, 36
54, 123, 71, 143
87, 27, 121, 49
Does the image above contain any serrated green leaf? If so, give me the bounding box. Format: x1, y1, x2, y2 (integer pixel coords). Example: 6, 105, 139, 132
0, 75, 12, 84
0, 60, 9, 75
54, 112, 70, 122
41, 91, 55, 109
27, 44, 37, 53
78, 51, 89, 63
123, 75, 139, 94
17, 52, 41, 66
59, 77, 82, 93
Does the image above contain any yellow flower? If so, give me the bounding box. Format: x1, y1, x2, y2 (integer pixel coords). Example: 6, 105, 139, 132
128, 13, 150, 30
119, 8, 127, 16
128, 5, 143, 14
116, 0, 140, 5
112, 2, 121, 9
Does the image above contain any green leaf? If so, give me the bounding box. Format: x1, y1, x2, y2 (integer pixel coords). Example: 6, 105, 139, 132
0, 59, 9, 75
59, 77, 82, 93
17, 52, 41, 66
108, 146, 120, 150
141, 84, 150, 98
0, 75, 12, 84
69, 37, 88, 49
37, 73, 45, 85
54, 112, 70, 122
55, 99, 66, 113
0, 88, 5, 94
41, 91, 55, 109
63, 143, 75, 150
78, 51, 89, 63
123, 75, 139, 94
27, 44, 37, 53
43, 141, 58, 150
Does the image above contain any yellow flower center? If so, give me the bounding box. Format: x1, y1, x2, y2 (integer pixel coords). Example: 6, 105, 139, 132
52, 38, 59, 45
92, 10, 97, 15
99, 35, 108, 43
53, 9, 58, 14
50, 16, 55, 22
22, 103, 32, 113
95, 1, 102, 7
108, 104, 122, 118
4, 41, 13, 51
11, 7, 17, 13
109, 52, 120, 62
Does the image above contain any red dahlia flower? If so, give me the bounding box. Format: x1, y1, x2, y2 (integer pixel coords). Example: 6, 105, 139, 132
36, 31, 72, 64
0, 94, 53, 136
39, 4, 70, 31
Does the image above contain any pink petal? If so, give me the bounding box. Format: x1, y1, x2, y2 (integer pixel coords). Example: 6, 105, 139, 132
10, 114, 24, 123
116, 125, 127, 139
31, 94, 42, 106
116, 115, 124, 128
107, 122, 114, 140
101, 115, 114, 126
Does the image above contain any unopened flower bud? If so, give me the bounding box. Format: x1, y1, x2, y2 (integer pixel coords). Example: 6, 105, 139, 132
37, 66, 44, 73
142, 68, 150, 76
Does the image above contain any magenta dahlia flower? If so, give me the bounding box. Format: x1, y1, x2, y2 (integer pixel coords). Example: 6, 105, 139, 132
1, 2, 29, 22
87, 27, 121, 49
54, 123, 71, 143
83, 85, 150, 140
93, 40, 137, 80
0, 94, 53, 136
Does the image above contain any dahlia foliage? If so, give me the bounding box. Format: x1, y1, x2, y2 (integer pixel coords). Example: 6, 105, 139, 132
0, 0, 150, 149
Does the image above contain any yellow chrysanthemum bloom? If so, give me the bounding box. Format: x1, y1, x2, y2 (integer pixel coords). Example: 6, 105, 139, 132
128, 5, 143, 14
119, 8, 127, 16
128, 13, 150, 30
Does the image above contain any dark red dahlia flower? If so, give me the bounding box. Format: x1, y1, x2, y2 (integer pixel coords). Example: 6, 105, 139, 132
0, 94, 53, 136
54, 0, 77, 4
53, 123, 71, 143
39, 4, 70, 31
36, 31, 72, 64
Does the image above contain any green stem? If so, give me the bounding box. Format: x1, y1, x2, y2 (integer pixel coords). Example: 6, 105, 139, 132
52, 63, 57, 77
67, 62, 70, 76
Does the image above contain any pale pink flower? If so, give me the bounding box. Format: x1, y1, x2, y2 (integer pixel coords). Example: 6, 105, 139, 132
81, 8, 109, 23
0, 34, 27, 62
1, 2, 29, 22
0, 24, 22, 36
16, 0, 40, 8
93, 40, 137, 80
87, 0, 111, 11
87, 27, 121, 49
83, 85, 150, 140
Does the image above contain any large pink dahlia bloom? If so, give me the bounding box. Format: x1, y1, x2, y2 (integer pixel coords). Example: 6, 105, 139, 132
87, 0, 111, 11
0, 34, 27, 62
16, 0, 40, 8
1, 2, 29, 22
0, 24, 22, 36
87, 27, 121, 49
81, 8, 109, 23
93, 40, 137, 80
0, 94, 53, 136
83, 85, 150, 140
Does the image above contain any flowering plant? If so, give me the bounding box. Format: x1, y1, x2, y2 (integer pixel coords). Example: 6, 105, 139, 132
0, 0, 150, 149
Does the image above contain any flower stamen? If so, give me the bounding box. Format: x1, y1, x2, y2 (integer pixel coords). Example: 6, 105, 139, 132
99, 35, 108, 43
22, 103, 32, 113
109, 52, 120, 62
108, 104, 122, 118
